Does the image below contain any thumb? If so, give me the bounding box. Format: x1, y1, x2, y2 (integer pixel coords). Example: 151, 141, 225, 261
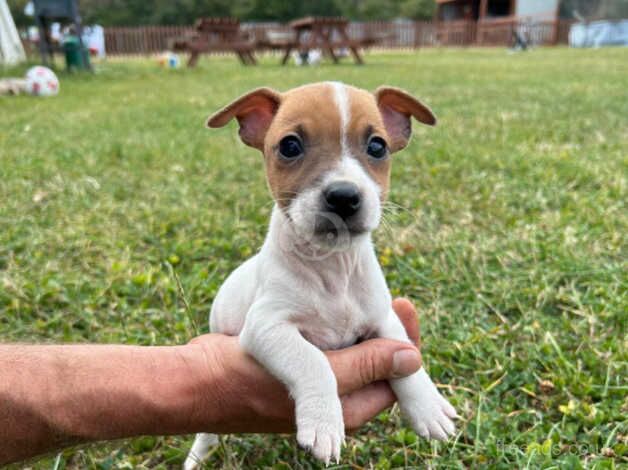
327, 339, 422, 395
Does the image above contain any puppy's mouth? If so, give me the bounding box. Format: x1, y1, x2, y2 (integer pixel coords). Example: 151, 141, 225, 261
281, 208, 374, 260
313, 212, 368, 238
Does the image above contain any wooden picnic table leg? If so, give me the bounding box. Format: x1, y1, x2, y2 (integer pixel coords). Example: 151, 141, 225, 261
187, 50, 200, 67
339, 28, 364, 65
326, 45, 339, 63
349, 44, 363, 65
320, 28, 339, 64
283, 28, 307, 65
235, 50, 248, 65
246, 50, 257, 65
281, 46, 292, 65
282, 28, 304, 65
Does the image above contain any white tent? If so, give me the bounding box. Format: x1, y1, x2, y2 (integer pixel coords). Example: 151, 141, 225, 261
0, 0, 26, 65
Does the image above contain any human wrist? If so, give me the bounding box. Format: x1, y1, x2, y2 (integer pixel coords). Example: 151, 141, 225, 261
144, 345, 192, 434
178, 337, 239, 432
183, 334, 292, 434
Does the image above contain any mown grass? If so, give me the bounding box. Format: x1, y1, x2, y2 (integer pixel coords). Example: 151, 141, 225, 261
1, 48, 626, 469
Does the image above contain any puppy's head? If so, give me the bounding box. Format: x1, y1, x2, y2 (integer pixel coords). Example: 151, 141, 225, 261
208, 82, 435, 244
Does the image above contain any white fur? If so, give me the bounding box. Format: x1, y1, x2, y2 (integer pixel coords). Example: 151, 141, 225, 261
288, 157, 381, 241
330, 81, 350, 156
184, 84, 457, 469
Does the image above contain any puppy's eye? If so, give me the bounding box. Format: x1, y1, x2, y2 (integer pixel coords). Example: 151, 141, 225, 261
367, 136, 387, 159
278, 135, 304, 160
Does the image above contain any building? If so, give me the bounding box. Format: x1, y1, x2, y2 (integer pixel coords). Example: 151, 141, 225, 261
435, 0, 562, 45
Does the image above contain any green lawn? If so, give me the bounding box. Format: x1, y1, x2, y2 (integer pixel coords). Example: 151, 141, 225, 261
1, 48, 626, 469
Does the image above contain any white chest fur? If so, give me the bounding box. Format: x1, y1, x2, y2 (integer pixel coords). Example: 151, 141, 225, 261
197, 205, 456, 469
210, 206, 392, 349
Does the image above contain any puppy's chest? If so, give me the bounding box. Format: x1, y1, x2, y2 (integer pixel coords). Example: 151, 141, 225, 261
294, 290, 380, 350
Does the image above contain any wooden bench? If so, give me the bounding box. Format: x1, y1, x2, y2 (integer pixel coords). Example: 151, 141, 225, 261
169, 18, 257, 67
279, 17, 379, 65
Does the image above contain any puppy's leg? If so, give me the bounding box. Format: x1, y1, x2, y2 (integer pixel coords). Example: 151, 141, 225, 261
183, 433, 219, 470
240, 301, 344, 464
377, 311, 457, 440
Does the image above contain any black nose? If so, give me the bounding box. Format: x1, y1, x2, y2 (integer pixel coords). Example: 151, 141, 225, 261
324, 182, 362, 219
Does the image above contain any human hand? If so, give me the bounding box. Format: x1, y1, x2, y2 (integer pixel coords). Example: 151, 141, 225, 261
185, 298, 421, 433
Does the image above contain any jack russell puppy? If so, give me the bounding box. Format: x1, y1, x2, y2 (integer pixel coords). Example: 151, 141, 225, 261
184, 82, 457, 469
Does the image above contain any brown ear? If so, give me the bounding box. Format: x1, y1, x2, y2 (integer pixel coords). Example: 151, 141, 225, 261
375, 87, 436, 152
207, 87, 281, 150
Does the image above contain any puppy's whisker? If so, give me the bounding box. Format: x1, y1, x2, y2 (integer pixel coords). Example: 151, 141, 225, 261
378, 217, 395, 239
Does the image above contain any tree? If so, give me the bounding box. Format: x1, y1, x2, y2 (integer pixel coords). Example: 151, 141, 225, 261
7, 0, 29, 27
242, 0, 342, 21
399, 0, 436, 19
337, 0, 435, 21
8, 0, 440, 26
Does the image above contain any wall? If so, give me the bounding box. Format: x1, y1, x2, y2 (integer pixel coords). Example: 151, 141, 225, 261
516, 0, 559, 19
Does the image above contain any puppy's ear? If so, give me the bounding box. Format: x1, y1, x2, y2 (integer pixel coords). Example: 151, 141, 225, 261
374, 87, 436, 152
207, 87, 281, 150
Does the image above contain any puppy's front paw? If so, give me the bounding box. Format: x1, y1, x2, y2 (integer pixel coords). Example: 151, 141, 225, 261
398, 369, 458, 440
295, 396, 345, 464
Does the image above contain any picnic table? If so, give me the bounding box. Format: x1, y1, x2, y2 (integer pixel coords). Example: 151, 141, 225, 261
170, 18, 257, 67
280, 17, 371, 65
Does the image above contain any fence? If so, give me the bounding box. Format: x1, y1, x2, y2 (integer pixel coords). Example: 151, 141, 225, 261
103, 19, 574, 56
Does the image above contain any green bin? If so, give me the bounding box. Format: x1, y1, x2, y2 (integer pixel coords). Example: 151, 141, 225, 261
63, 35, 90, 71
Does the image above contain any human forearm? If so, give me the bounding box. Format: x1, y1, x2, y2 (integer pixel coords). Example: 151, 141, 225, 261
0, 299, 423, 465
0, 343, 209, 465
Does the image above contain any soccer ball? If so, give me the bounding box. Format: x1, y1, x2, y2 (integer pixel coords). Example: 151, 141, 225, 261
25, 66, 60, 97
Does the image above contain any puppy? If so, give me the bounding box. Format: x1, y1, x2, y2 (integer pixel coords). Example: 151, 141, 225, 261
184, 82, 456, 469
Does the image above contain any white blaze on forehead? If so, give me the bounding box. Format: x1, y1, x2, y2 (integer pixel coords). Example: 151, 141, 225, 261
329, 81, 350, 155
326, 82, 381, 196
288, 83, 383, 235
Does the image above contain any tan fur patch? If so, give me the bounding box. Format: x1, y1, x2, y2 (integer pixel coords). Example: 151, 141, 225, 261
208, 83, 436, 209
262, 83, 394, 207
263, 84, 344, 208
344, 86, 392, 199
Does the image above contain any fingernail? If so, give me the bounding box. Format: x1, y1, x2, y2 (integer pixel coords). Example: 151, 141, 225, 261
392, 349, 421, 377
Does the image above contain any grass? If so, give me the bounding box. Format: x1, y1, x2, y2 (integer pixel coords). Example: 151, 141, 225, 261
1, 48, 626, 469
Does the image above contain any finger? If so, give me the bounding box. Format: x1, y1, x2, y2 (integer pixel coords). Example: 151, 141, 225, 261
328, 339, 421, 395
341, 381, 396, 430
392, 297, 420, 346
